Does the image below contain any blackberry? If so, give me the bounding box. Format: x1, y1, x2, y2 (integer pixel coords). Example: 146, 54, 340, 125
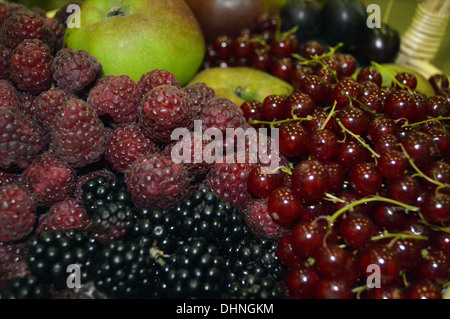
81, 175, 136, 243
25, 229, 97, 291
90, 239, 157, 299
227, 275, 286, 299
155, 238, 228, 299
224, 235, 286, 299
1, 275, 49, 299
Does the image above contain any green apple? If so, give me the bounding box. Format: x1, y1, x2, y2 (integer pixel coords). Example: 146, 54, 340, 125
63, 0, 205, 85
188, 67, 294, 106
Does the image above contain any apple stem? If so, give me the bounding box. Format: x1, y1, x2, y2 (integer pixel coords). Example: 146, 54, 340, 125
107, 6, 127, 18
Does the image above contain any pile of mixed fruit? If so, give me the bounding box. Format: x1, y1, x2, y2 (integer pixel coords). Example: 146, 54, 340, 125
0, 2, 449, 299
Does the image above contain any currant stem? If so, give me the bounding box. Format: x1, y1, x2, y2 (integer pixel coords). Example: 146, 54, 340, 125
324, 192, 346, 203
419, 218, 450, 234
327, 196, 419, 227
249, 116, 312, 128
312, 55, 339, 83
293, 42, 344, 66
400, 144, 450, 189
370, 230, 428, 243
335, 118, 381, 158
401, 116, 450, 127
344, 92, 384, 117
320, 101, 337, 130
370, 61, 412, 93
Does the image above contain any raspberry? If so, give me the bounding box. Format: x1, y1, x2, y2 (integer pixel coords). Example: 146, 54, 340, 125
10, 39, 53, 94
2, 10, 55, 51
138, 85, 195, 143
0, 106, 46, 170
125, 152, 191, 209
33, 88, 76, 132
105, 123, 159, 172
21, 153, 77, 206
17, 92, 38, 121
52, 48, 102, 95
36, 197, 89, 233
0, 44, 11, 80
50, 99, 107, 168
87, 74, 139, 127
244, 198, 291, 240
201, 97, 247, 133
183, 82, 215, 119
137, 69, 180, 97
205, 155, 256, 212
0, 2, 26, 26
0, 79, 19, 109
0, 170, 21, 188
45, 17, 65, 52
0, 184, 37, 243
0, 242, 29, 290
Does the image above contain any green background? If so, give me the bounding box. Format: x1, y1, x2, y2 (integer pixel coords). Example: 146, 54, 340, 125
12, 0, 450, 74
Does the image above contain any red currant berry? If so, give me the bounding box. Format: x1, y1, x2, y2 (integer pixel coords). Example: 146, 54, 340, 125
291, 159, 330, 201
247, 165, 283, 198
268, 186, 303, 225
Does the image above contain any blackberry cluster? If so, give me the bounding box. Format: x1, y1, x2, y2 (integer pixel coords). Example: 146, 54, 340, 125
81, 175, 136, 244
25, 229, 97, 290
0, 275, 49, 299
90, 239, 158, 299
130, 187, 287, 299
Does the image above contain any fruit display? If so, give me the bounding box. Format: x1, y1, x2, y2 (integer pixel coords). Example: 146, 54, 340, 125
0, 0, 449, 301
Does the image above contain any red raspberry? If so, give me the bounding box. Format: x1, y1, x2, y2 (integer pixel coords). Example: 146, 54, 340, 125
244, 198, 291, 240
0, 44, 11, 80
201, 97, 247, 133
0, 2, 26, 25
0, 242, 29, 290
105, 123, 159, 172
137, 69, 180, 97
45, 17, 65, 52
0, 106, 46, 170
0, 170, 21, 188
21, 153, 77, 207
87, 74, 139, 127
0, 79, 19, 109
138, 85, 195, 143
17, 92, 38, 121
50, 99, 107, 168
52, 48, 102, 95
10, 39, 53, 94
125, 152, 190, 209
0, 184, 37, 243
73, 169, 116, 201
36, 197, 90, 233
205, 155, 256, 212
34, 88, 76, 132
183, 82, 215, 119
2, 10, 55, 51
